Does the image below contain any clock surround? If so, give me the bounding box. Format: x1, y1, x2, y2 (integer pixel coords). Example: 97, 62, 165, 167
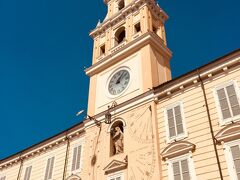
106, 67, 131, 98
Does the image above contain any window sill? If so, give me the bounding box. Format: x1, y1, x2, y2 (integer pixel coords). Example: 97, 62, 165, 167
97, 54, 105, 61
220, 116, 240, 126
110, 40, 127, 54
132, 31, 141, 39
166, 133, 188, 144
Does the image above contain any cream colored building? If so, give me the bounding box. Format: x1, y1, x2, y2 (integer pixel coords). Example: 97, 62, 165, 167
0, 0, 240, 180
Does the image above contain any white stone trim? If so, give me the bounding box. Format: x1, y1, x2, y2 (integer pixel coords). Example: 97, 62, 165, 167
213, 80, 240, 126
105, 66, 132, 99
164, 101, 188, 144
70, 138, 85, 174
167, 153, 196, 180
107, 171, 124, 180
224, 139, 240, 180
43, 155, 56, 180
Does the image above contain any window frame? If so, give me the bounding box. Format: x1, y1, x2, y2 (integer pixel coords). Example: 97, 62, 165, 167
107, 171, 124, 180
224, 139, 240, 180
0, 175, 6, 180
99, 43, 106, 56
71, 139, 84, 174
133, 22, 141, 33
164, 101, 188, 143
115, 0, 125, 12
213, 80, 240, 126
23, 165, 32, 180
43, 155, 55, 180
167, 153, 196, 180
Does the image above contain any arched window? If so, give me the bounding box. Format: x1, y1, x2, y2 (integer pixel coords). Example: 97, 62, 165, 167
118, 0, 125, 11
109, 120, 124, 156
114, 27, 126, 46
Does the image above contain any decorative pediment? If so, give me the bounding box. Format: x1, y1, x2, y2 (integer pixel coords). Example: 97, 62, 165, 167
66, 174, 81, 180
215, 123, 240, 143
161, 141, 196, 161
103, 159, 127, 174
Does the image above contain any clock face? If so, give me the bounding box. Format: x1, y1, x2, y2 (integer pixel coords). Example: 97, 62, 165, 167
108, 69, 130, 96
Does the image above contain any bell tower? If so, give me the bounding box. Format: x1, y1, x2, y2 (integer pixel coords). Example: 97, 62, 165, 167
86, 0, 172, 116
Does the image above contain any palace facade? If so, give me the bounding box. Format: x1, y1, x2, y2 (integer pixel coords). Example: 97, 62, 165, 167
1, 0, 240, 180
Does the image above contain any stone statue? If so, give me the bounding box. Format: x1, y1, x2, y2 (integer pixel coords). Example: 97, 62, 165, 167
112, 126, 124, 154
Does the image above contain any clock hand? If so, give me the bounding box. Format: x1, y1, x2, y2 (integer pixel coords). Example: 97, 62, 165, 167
116, 72, 124, 84
116, 76, 121, 84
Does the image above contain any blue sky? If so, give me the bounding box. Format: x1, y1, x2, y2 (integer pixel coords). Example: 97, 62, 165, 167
0, 0, 239, 159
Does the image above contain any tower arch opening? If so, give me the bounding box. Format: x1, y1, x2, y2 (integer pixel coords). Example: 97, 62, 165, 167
114, 27, 126, 46
118, 0, 125, 11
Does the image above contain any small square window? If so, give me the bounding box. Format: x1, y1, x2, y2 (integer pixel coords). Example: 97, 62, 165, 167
134, 22, 141, 33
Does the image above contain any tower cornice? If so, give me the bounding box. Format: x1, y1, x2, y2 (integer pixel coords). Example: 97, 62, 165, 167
90, 0, 168, 38
85, 31, 172, 76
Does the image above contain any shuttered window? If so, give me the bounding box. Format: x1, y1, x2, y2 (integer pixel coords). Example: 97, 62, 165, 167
166, 103, 185, 140
230, 145, 240, 179
44, 157, 55, 180
72, 145, 82, 171
216, 83, 240, 121
0, 176, 6, 180
24, 166, 32, 180
172, 159, 190, 180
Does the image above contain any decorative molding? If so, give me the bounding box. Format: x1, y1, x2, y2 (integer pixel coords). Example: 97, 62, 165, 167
90, 0, 168, 38
0, 128, 85, 170
215, 123, 240, 144
85, 31, 171, 76
103, 159, 128, 174
154, 51, 240, 101
161, 141, 196, 161
66, 174, 81, 180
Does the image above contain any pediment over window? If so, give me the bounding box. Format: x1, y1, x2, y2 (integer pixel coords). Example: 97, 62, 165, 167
215, 123, 240, 143
103, 159, 127, 174
66, 174, 81, 180
161, 141, 196, 161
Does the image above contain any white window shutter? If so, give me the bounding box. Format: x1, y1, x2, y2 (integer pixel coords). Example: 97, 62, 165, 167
72, 147, 78, 171
76, 145, 82, 170
24, 166, 32, 180
167, 108, 176, 138
48, 157, 55, 179
217, 88, 231, 119
230, 145, 240, 178
173, 161, 181, 180
44, 158, 51, 180
174, 105, 184, 135
226, 85, 240, 117
181, 159, 190, 180
44, 157, 55, 180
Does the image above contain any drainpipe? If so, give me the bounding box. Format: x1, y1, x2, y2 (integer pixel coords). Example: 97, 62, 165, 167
197, 70, 223, 180
17, 155, 23, 180
62, 132, 70, 180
